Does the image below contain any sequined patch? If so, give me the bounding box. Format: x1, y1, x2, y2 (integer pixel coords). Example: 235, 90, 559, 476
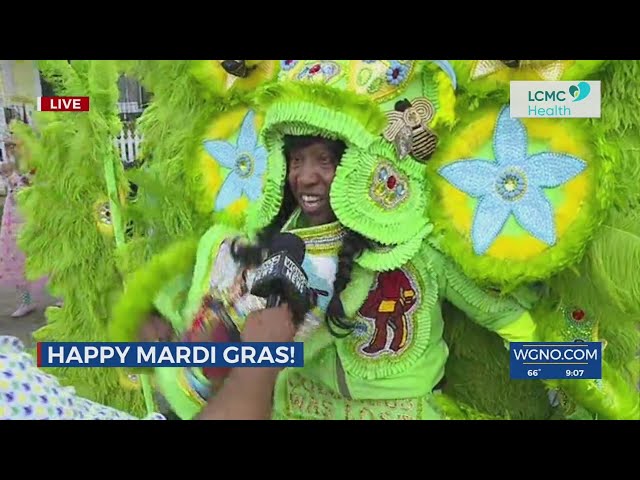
349, 60, 416, 103
354, 268, 419, 358
561, 306, 596, 341
279, 60, 344, 86
369, 162, 409, 209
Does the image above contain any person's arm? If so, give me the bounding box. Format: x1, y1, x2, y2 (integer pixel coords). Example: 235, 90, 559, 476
432, 245, 539, 342
196, 304, 297, 420
196, 367, 280, 420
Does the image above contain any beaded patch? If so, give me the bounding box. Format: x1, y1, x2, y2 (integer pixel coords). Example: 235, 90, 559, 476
330, 141, 429, 247
194, 214, 344, 342
349, 60, 416, 103
97, 202, 112, 225
280, 371, 428, 420
278, 60, 417, 104
534, 61, 566, 82
438, 106, 587, 255
94, 200, 114, 236
369, 162, 409, 209
279, 60, 344, 86
354, 268, 420, 358
561, 305, 596, 341
118, 370, 141, 391
383, 97, 438, 161
203, 110, 267, 211
282, 210, 344, 338
176, 366, 215, 406
336, 256, 437, 380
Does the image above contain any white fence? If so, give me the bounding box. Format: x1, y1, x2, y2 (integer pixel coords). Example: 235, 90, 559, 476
0, 127, 143, 166
113, 127, 143, 165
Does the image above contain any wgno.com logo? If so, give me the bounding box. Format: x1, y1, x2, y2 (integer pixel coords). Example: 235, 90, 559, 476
527, 81, 591, 103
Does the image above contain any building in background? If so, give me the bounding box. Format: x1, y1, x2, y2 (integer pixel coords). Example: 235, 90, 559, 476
0, 60, 148, 165
0, 60, 40, 163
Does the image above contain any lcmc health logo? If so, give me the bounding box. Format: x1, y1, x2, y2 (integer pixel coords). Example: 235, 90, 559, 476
569, 81, 591, 102
510, 80, 601, 118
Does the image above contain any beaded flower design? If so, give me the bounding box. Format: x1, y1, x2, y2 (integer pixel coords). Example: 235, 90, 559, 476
204, 110, 267, 211
438, 106, 587, 255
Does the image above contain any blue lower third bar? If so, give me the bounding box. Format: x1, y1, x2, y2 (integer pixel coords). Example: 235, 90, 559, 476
510, 342, 602, 380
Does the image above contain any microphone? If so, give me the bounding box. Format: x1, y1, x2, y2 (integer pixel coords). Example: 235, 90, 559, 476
250, 232, 311, 324
181, 233, 310, 396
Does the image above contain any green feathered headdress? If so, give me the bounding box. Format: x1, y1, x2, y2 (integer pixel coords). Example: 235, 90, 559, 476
245, 60, 458, 271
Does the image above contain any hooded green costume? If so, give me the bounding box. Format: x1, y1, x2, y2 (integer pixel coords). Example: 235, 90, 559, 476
85, 60, 640, 420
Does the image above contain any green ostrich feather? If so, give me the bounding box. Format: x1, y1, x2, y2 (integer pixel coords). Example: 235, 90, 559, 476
115, 61, 281, 277
14, 60, 145, 416
548, 61, 640, 411
441, 302, 555, 420
114, 61, 244, 272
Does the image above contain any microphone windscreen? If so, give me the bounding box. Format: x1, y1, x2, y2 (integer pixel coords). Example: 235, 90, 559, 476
269, 232, 306, 265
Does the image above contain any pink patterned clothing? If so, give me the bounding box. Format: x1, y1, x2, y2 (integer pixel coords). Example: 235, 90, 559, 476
0, 172, 46, 291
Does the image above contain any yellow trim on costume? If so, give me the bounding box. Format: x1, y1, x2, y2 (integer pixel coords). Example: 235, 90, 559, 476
495, 311, 539, 343
399, 315, 409, 349
432, 70, 457, 128
283, 208, 346, 255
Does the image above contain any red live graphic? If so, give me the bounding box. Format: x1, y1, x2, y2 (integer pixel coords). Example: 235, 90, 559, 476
37, 96, 90, 112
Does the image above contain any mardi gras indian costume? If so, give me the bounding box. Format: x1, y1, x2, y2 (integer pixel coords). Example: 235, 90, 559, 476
111, 60, 639, 420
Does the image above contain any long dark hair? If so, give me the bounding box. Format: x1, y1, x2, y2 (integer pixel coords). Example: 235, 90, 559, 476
234, 135, 373, 337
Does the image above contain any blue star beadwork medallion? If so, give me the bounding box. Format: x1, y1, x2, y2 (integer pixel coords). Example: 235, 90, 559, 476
438, 106, 587, 255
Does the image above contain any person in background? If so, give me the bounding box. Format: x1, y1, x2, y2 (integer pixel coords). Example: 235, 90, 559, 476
0, 136, 62, 317
0, 155, 41, 317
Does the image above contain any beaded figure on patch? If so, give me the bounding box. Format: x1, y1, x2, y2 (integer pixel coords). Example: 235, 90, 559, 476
383, 98, 439, 162
177, 240, 262, 403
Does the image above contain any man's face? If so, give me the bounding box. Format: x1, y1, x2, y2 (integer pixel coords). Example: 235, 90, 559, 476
287, 141, 338, 226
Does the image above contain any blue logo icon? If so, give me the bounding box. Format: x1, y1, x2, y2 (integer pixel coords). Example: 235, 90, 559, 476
569, 81, 590, 102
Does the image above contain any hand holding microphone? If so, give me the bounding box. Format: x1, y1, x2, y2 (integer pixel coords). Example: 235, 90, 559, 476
249, 232, 311, 327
